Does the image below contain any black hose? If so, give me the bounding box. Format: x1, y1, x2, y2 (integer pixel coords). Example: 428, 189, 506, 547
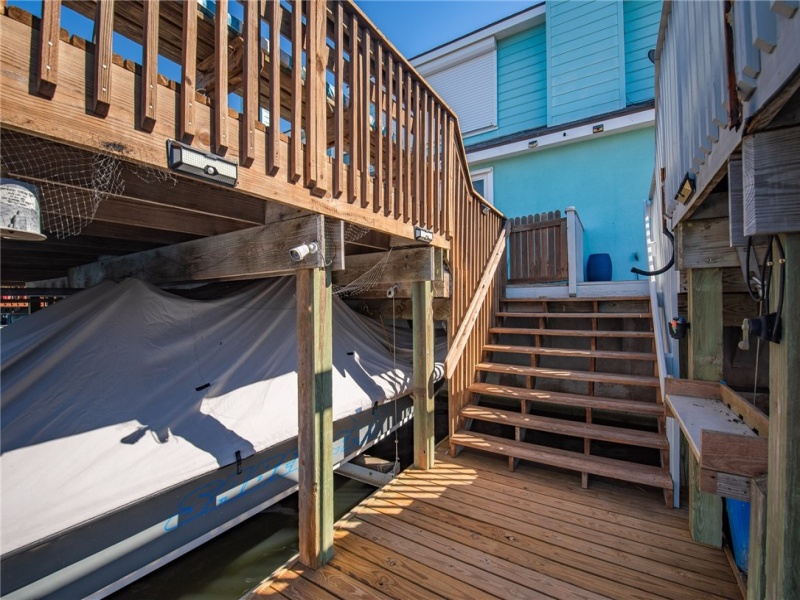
631, 224, 675, 277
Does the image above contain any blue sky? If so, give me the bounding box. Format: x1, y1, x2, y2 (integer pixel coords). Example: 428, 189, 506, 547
356, 1, 540, 58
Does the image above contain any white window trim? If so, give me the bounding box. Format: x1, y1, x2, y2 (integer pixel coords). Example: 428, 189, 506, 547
471, 167, 494, 205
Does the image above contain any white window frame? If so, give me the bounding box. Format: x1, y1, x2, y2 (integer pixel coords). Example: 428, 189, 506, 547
470, 167, 494, 205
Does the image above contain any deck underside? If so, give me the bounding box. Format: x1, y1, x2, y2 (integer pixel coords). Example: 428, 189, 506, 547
249, 445, 741, 600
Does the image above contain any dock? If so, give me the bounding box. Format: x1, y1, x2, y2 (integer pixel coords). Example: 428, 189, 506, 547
248, 446, 741, 599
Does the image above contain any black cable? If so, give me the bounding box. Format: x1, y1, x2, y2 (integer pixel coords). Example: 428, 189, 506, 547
631, 224, 675, 277
745, 236, 764, 302
773, 236, 785, 342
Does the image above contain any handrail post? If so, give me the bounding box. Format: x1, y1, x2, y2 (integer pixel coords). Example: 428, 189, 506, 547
566, 206, 583, 297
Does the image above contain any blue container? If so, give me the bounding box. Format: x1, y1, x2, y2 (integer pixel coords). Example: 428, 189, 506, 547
726, 498, 751, 572
586, 253, 612, 282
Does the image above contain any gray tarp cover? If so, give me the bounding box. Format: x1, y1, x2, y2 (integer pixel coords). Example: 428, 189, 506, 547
1, 277, 443, 555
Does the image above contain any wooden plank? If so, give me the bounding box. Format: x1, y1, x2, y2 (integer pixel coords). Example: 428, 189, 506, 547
296, 265, 334, 569
213, 0, 229, 153
489, 327, 654, 338
748, 475, 768, 600
765, 233, 800, 599
720, 383, 769, 437
332, 2, 344, 197
403, 73, 412, 221
289, 0, 302, 183
300, 564, 393, 600
360, 27, 371, 209
240, 0, 259, 166
373, 41, 383, 214
688, 451, 723, 547
384, 52, 393, 217
180, 0, 197, 141
347, 12, 359, 203
700, 430, 768, 476
93, 0, 114, 116
688, 268, 723, 380
68, 215, 324, 286
664, 377, 722, 400
394, 57, 403, 220
266, 0, 281, 175
140, 0, 159, 132
484, 344, 656, 362
461, 405, 668, 449
675, 218, 740, 269
412, 280, 434, 469
496, 311, 651, 319
699, 469, 751, 501
333, 247, 438, 287
743, 126, 800, 235
475, 363, 660, 388
304, 0, 327, 196
37, 0, 60, 97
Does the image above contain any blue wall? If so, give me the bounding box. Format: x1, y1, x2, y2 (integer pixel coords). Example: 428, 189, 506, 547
489, 127, 654, 280
546, 0, 626, 127
466, 24, 547, 146
624, 0, 661, 104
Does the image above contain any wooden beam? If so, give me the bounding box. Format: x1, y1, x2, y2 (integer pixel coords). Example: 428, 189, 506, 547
240, 0, 259, 167
93, 0, 114, 116
333, 247, 440, 287
213, 0, 229, 154
304, 0, 328, 197
332, 2, 344, 198
720, 383, 769, 437
346, 297, 450, 321
179, 0, 196, 142
686, 267, 723, 547
699, 469, 751, 501
412, 280, 434, 470
266, 0, 280, 175
675, 218, 740, 269
296, 266, 334, 569
748, 475, 768, 600
37, 0, 60, 97
140, 0, 159, 132
68, 215, 324, 286
289, 0, 302, 183
700, 430, 768, 477
345, 276, 450, 300
765, 233, 800, 599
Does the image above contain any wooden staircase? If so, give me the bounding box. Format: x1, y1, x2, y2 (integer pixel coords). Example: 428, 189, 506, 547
452, 295, 673, 505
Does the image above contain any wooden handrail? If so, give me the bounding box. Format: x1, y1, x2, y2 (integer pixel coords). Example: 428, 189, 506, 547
444, 222, 509, 379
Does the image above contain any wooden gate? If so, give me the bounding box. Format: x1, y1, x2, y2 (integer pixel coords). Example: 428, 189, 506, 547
508, 211, 568, 283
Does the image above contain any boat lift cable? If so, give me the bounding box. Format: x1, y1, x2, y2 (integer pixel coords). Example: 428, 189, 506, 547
630, 224, 675, 277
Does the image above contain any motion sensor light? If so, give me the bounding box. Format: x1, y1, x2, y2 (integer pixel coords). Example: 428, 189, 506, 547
167, 140, 238, 187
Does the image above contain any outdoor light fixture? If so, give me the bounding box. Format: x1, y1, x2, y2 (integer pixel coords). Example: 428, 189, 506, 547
528, 139, 538, 148
167, 140, 238, 187
675, 172, 696, 204
289, 241, 319, 261
648, 49, 656, 64
592, 124, 604, 134
414, 226, 433, 244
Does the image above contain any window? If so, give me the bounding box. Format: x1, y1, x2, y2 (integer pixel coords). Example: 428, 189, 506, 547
471, 167, 494, 205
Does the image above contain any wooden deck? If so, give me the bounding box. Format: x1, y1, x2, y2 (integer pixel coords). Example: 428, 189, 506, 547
248, 447, 742, 600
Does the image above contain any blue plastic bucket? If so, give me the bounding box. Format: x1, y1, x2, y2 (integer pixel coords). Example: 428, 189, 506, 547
586, 253, 612, 282
726, 498, 751, 572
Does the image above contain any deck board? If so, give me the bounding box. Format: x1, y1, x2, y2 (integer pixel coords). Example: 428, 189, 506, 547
248, 447, 741, 600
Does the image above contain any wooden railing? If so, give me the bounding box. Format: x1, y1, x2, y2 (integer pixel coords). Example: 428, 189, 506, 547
508, 211, 567, 284
7, 0, 506, 435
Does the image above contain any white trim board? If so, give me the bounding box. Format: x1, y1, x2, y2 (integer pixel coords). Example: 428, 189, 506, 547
467, 109, 655, 166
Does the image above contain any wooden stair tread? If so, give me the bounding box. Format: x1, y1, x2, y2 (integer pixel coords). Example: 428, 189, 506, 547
502, 296, 650, 303
468, 382, 664, 416
483, 344, 656, 362
497, 311, 651, 319
490, 327, 654, 338
460, 405, 669, 450
451, 431, 673, 489
476, 362, 660, 387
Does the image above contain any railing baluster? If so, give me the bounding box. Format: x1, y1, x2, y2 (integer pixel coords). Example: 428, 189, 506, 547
304, 0, 327, 196
360, 28, 371, 209
37, 0, 61, 98
180, 0, 196, 142
426, 92, 434, 229
384, 53, 393, 217
214, 0, 229, 154
333, 1, 344, 196
348, 14, 360, 203
403, 72, 412, 221
413, 79, 422, 225
289, 0, 302, 182
93, 0, 114, 117
394, 57, 403, 221
266, 0, 280, 174
240, 0, 259, 167
140, 0, 159, 132
373, 41, 383, 213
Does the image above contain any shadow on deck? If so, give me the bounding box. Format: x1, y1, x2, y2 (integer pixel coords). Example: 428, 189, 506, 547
247, 445, 741, 599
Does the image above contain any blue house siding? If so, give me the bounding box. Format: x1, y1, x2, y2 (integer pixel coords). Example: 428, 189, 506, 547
488, 127, 654, 280
466, 24, 547, 146
624, 0, 660, 104
547, 0, 626, 127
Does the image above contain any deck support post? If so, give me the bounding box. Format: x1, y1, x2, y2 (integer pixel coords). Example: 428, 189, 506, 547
765, 233, 800, 599
296, 266, 334, 569
412, 280, 435, 470
686, 267, 723, 547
